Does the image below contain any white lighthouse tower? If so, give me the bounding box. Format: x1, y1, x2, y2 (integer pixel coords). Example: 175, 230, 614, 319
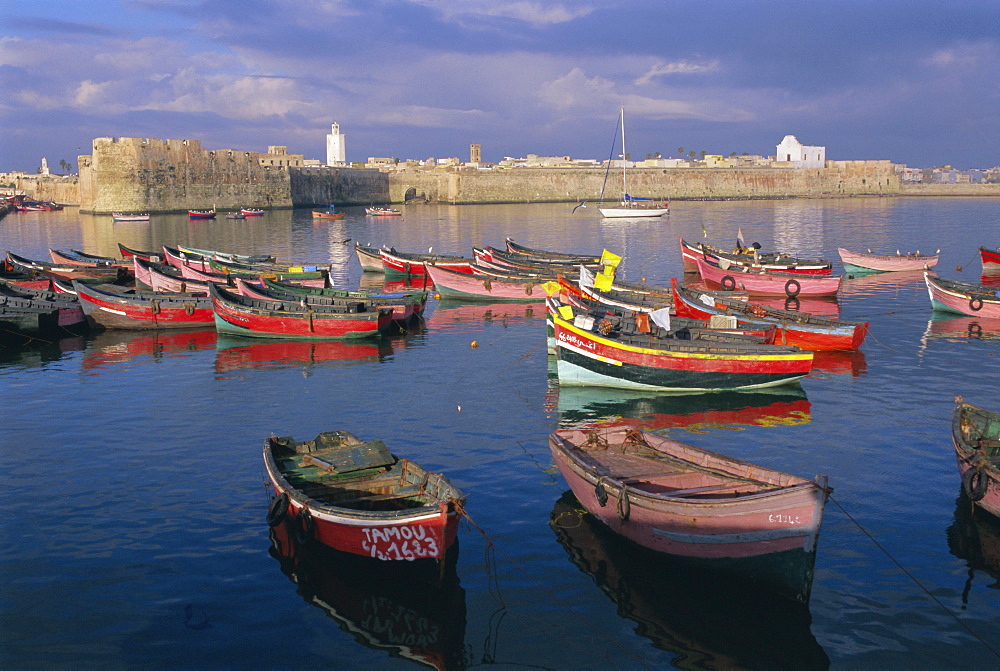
326, 122, 346, 166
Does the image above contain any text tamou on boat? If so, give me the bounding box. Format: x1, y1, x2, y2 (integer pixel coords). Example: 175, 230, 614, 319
264, 430, 465, 561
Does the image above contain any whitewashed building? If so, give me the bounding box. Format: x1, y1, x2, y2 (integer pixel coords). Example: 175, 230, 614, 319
776, 135, 826, 168
326, 122, 346, 166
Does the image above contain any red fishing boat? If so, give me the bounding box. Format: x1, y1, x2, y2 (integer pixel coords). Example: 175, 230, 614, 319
210, 283, 391, 339
695, 257, 841, 297
188, 209, 216, 219
550, 299, 813, 392
263, 430, 465, 561
549, 426, 830, 603
671, 279, 868, 351
240, 208, 265, 216
952, 395, 1000, 518
378, 248, 473, 277
73, 281, 215, 329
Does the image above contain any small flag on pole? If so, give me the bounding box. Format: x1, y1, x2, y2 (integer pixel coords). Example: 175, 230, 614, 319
737, 228, 745, 250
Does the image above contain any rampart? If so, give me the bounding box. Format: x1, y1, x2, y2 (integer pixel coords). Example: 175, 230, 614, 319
289, 166, 389, 205
386, 161, 903, 204
78, 137, 294, 213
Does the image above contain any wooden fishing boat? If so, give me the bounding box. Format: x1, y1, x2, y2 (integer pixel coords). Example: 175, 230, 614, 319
235, 278, 416, 324
474, 246, 602, 273
73, 281, 214, 329
672, 279, 869, 351
179, 259, 329, 289
379, 248, 474, 277
549, 426, 830, 602
176, 245, 277, 266
0, 305, 71, 344
240, 207, 265, 216
695, 257, 842, 297
6, 251, 131, 285
981, 246, 1000, 268
425, 264, 547, 302
188, 209, 216, 219
952, 395, 1000, 517
838, 247, 939, 273
504, 238, 601, 264
259, 277, 428, 320
161, 245, 210, 271
680, 238, 833, 276
365, 207, 402, 216
49, 249, 130, 268
111, 212, 150, 222
263, 430, 465, 560
551, 299, 813, 392
924, 273, 1000, 319
354, 243, 386, 272
312, 205, 345, 219
137, 257, 211, 293
0, 281, 87, 331
210, 283, 391, 339
117, 243, 163, 263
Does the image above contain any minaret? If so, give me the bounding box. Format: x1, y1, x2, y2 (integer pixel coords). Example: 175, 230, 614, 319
326, 122, 346, 166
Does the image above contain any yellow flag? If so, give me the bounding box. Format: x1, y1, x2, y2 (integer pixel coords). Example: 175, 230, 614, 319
557, 305, 574, 320
600, 249, 622, 269
541, 281, 562, 296
594, 271, 613, 291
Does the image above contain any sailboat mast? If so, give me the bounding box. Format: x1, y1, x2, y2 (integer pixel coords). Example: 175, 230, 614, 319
619, 107, 627, 202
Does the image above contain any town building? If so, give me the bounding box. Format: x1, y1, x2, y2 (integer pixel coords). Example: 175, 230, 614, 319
775, 135, 826, 168
326, 122, 346, 166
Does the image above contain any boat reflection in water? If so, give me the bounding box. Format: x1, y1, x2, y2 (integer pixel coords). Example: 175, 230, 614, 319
808, 349, 868, 378
549, 491, 829, 669
554, 385, 811, 433
921, 314, 1000, 346
268, 518, 466, 670
358, 272, 434, 295
0, 333, 85, 366
81, 328, 216, 371
427, 299, 546, 331
214, 335, 394, 376
946, 495, 1000, 603
839, 268, 928, 298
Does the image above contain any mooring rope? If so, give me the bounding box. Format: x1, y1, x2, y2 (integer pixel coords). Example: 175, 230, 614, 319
829, 494, 1000, 659
455, 503, 654, 669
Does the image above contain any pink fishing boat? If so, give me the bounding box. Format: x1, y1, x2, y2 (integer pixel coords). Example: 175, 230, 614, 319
549, 426, 830, 603
695, 257, 841, 297
838, 247, 939, 273
425, 263, 547, 302
925, 272, 1000, 319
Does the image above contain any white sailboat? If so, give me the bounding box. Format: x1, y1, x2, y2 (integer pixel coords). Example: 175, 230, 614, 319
598, 108, 670, 218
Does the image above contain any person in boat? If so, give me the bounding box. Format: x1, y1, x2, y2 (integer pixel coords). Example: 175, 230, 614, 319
733, 241, 762, 255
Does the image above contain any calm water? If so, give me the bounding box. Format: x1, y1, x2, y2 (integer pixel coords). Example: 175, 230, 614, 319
1, 199, 998, 670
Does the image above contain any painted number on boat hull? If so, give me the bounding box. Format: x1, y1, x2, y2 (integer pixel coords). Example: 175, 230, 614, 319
362, 526, 440, 561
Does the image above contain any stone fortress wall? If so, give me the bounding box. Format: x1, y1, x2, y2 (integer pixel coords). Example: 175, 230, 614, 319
77, 137, 294, 214
8, 137, 999, 210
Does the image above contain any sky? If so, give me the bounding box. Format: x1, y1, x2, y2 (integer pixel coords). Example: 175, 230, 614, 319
2, 0, 998, 173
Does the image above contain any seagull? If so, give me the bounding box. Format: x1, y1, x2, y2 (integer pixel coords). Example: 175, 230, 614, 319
572, 201, 587, 213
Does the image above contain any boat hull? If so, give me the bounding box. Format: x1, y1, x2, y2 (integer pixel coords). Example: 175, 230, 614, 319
211, 284, 388, 339
925, 273, 1000, 318
599, 205, 669, 218
74, 282, 214, 329
952, 396, 1000, 517
549, 427, 828, 602
680, 239, 833, 275
695, 257, 841, 297
552, 313, 812, 392
838, 248, 938, 273
425, 264, 547, 302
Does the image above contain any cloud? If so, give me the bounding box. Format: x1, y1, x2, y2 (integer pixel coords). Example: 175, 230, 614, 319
365, 105, 488, 128
410, 0, 595, 27
633, 59, 721, 86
